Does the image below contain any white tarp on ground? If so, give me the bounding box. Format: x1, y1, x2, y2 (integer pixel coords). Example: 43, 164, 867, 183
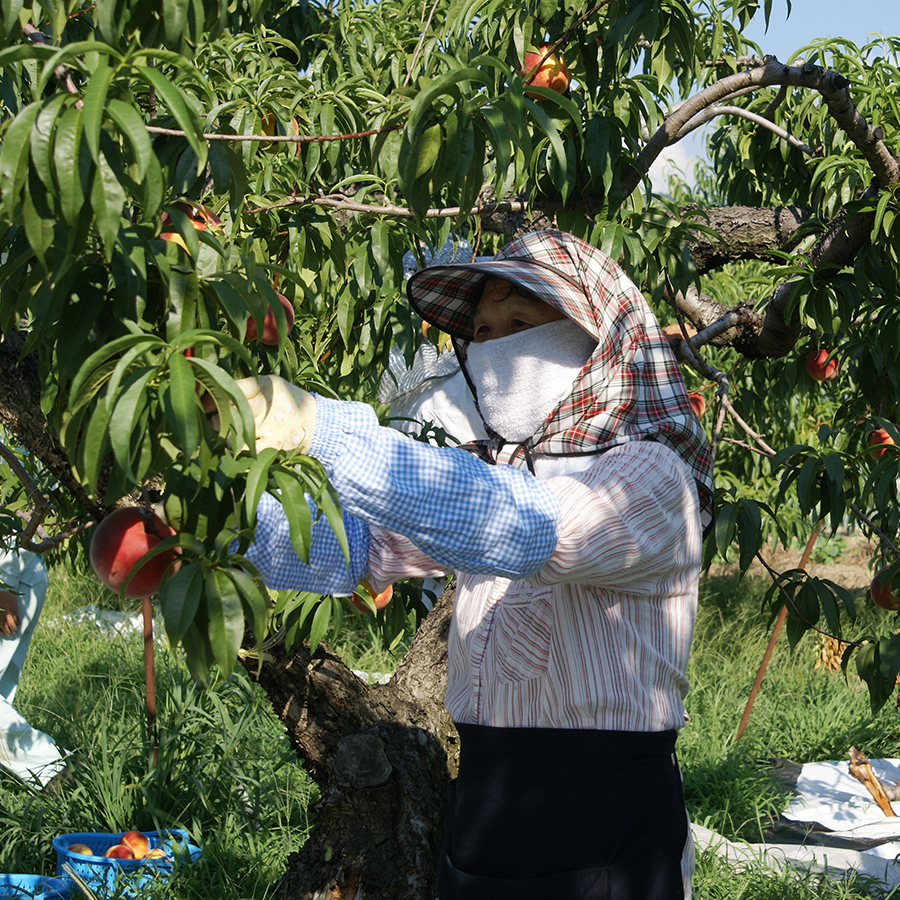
693, 758, 900, 888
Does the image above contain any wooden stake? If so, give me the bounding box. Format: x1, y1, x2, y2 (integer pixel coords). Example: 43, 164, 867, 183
142, 594, 158, 767
734, 525, 820, 742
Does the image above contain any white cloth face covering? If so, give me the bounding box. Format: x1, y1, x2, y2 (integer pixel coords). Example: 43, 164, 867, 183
465, 318, 597, 443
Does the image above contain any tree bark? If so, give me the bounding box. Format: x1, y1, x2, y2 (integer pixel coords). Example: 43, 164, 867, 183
0, 331, 103, 518
240, 583, 458, 900
686, 205, 811, 273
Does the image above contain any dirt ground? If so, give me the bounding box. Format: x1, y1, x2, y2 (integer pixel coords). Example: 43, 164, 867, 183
708, 532, 876, 591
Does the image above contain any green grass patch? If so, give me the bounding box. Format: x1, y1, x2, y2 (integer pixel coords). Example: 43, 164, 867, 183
3, 567, 900, 898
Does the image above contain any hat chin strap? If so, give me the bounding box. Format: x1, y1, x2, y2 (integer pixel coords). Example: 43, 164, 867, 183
465, 319, 597, 444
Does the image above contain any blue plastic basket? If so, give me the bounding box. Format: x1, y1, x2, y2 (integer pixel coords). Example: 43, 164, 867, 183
0, 875, 72, 899
51, 830, 201, 897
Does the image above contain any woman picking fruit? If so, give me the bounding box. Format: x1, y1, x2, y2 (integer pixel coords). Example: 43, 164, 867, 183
239, 230, 714, 899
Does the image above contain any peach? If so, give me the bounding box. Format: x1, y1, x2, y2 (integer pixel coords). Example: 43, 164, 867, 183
68, 844, 94, 855
351, 577, 393, 614
805, 348, 839, 382
89, 508, 179, 598
245, 292, 295, 345
688, 392, 706, 418
871, 567, 900, 611
519, 46, 570, 98
120, 830, 150, 860
160, 202, 222, 254
868, 427, 896, 460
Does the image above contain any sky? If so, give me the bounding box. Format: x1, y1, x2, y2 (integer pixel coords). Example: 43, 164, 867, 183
649, 0, 900, 190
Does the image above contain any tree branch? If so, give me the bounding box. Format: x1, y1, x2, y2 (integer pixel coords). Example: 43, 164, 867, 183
678, 103, 815, 155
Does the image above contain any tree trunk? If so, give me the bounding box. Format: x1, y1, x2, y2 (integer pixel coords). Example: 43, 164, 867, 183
0, 331, 103, 518
240, 583, 459, 900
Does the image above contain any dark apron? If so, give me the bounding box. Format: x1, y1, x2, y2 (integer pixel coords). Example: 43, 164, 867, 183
437, 723, 688, 900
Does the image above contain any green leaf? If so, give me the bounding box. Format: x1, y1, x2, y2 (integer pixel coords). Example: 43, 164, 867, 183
108, 367, 155, 482
714, 500, 737, 558
1, 0, 24, 43
36, 41, 121, 95
159, 561, 203, 646
30, 93, 68, 192
308, 470, 349, 565
796, 455, 822, 516
53, 105, 90, 228
187, 357, 256, 450
81, 64, 115, 163
181, 618, 214, 685
414, 123, 442, 179
525, 98, 568, 198
0, 102, 40, 218
166, 348, 200, 458
163, 0, 191, 49
22, 171, 55, 265
205, 567, 245, 675
224, 566, 269, 647
406, 67, 487, 135
859, 636, 900, 715
308, 594, 332, 652
244, 448, 280, 526
735, 500, 762, 575
106, 99, 152, 181
78, 399, 112, 494
135, 65, 207, 172
271, 469, 312, 563
91, 143, 127, 258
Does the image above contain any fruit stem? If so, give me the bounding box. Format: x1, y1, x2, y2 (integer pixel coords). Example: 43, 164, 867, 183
142, 595, 159, 767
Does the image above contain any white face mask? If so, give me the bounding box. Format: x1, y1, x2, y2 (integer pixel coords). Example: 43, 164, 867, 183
465, 318, 597, 443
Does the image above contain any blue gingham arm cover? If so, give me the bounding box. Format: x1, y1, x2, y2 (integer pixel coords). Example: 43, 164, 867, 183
308, 396, 561, 577
243, 491, 369, 595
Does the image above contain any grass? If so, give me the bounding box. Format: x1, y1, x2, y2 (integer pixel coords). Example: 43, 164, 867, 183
684, 573, 900, 899
3, 565, 900, 898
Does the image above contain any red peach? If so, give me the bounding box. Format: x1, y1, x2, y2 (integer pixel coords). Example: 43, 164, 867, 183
89, 508, 179, 599
245, 292, 295, 345
519, 46, 570, 98
805, 349, 839, 382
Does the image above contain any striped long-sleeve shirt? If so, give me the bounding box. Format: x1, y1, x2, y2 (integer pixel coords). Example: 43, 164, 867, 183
248, 395, 702, 733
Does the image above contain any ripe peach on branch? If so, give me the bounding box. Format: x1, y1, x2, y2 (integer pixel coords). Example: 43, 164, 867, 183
260, 112, 302, 156
871, 567, 900, 611
351, 577, 393, 614
805, 348, 839, 382
688, 392, 706, 418
519, 45, 570, 98
159, 202, 223, 254
868, 426, 896, 460
89, 508, 180, 599
245, 292, 295, 345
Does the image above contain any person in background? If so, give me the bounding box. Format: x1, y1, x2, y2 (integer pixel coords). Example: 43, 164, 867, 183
0, 547, 68, 788
237, 230, 713, 899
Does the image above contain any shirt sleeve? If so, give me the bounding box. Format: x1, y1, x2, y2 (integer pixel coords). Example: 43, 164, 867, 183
309, 396, 561, 578
530, 443, 702, 591
242, 492, 369, 595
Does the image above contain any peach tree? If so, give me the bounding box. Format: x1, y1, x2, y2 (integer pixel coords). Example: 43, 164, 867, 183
1, 0, 900, 896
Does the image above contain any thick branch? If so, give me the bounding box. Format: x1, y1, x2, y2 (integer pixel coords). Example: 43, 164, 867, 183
626, 56, 899, 196
687, 205, 812, 272
0, 332, 101, 518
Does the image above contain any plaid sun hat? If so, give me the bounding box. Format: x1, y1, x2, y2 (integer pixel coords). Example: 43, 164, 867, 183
406, 230, 715, 525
